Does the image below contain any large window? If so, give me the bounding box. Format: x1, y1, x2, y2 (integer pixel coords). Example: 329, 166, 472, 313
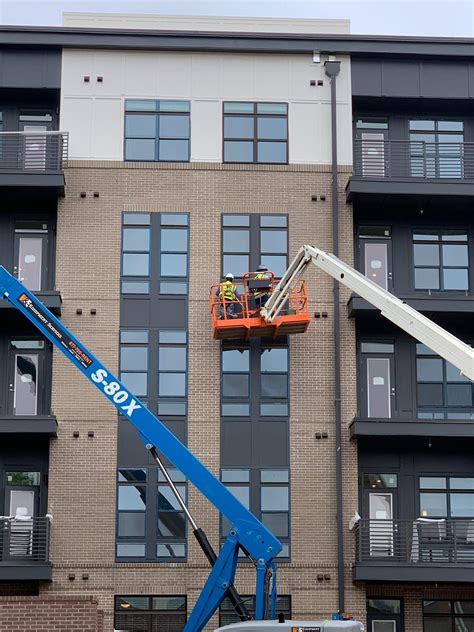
419, 476, 474, 519
367, 598, 403, 632
119, 329, 188, 418
221, 468, 290, 558
116, 467, 187, 561
220, 595, 291, 627
413, 230, 469, 291
121, 213, 189, 296
221, 340, 289, 419
223, 102, 288, 164
124, 100, 190, 162
416, 344, 474, 419
222, 214, 288, 279
115, 595, 186, 631
423, 600, 474, 631
410, 119, 464, 178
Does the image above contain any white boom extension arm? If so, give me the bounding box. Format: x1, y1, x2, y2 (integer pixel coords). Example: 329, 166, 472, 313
261, 245, 474, 381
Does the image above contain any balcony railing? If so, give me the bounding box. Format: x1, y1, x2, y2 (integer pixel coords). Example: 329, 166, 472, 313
355, 519, 474, 565
353, 139, 474, 181
0, 131, 68, 172
0, 516, 50, 564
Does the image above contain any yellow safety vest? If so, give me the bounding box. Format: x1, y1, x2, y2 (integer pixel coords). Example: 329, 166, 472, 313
253, 272, 269, 296
219, 281, 236, 301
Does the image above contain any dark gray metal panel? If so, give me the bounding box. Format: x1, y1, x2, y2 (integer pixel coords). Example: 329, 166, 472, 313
348, 295, 474, 317
0, 416, 57, 436
221, 422, 252, 466
252, 422, 289, 467
346, 177, 474, 201
421, 61, 470, 98
0, 173, 65, 195
0, 562, 52, 581
1, 26, 474, 57
353, 563, 474, 583
0, 50, 60, 89
117, 417, 186, 465
350, 418, 474, 439
381, 60, 421, 97
351, 59, 382, 96
0, 291, 61, 316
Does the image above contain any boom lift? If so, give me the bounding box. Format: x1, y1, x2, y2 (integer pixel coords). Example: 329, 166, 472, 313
0, 265, 362, 632
3, 244, 473, 632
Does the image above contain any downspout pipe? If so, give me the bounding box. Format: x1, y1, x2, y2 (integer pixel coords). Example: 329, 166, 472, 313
324, 59, 344, 613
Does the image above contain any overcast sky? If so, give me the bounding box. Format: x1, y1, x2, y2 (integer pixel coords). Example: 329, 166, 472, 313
0, 0, 472, 37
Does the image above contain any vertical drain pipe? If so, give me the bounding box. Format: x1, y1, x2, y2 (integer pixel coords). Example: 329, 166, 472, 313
324, 58, 344, 613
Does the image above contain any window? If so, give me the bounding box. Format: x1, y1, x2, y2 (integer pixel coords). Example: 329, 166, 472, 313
121, 213, 189, 296
221, 340, 289, 419
220, 595, 291, 627
119, 329, 188, 418
120, 330, 149, 399
158, 330, 188, 416
117, 468, 147, 557
223, 102, 288, 164
419, 477, 474, 518
413, 231, 469, 291
125, 100, 190, 162
410, 119, 464, 178
115, 595, 186, 631
221, 468, 290, 558
423, 600, 474, 631
116, 468, 188, 561
222, 214, 288, 279
416, 344, 474, 419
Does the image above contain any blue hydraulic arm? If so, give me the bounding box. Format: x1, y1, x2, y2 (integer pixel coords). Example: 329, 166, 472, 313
0, 266, 281, 632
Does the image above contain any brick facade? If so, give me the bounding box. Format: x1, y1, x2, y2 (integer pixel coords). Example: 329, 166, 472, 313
0, 596, 103, 632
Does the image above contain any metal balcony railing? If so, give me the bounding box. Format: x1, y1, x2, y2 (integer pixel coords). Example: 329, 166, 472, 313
353, 139, 474, 181
0, 131, 68, 172
0, 516, 50, 563
355, 519, 474, 565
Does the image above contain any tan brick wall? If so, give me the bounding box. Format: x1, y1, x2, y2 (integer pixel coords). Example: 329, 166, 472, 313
46, 160, 362, 630
0, 595, 102, 632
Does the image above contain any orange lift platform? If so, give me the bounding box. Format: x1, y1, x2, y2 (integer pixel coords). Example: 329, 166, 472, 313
210, 272, 310, 340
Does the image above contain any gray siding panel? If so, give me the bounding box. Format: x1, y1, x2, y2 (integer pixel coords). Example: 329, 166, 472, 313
0, 50, 60, 89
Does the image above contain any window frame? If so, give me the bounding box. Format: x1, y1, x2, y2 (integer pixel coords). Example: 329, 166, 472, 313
220, 467, 291, 560
124, 100, 191, 163
222, 102, 289, 165
423, 599, 474, 632
418, 475, 474, 519
114, 594, 187, 631
412, 229, 469, 293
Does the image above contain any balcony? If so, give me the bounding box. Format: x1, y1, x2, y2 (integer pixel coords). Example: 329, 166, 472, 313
347, 139, 474, 201
354, 518, 474, 583
0, 516, 51, 581
0, 131, 68, 195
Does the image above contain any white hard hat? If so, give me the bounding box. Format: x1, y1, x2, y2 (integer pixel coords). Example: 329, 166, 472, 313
225, 272, 234, 280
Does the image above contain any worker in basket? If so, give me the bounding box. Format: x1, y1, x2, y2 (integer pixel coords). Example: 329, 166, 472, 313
249, 264, 273, 309
216, 272, 241, 319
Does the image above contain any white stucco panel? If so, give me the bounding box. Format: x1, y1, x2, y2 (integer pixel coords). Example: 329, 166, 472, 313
61, 96, 93, 159
289, 102, 320, 164
92, 98, 124, 160
190, 100, 221, 162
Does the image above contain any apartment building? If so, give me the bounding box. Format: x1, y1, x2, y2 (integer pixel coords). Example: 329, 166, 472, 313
0, 14, 473, 632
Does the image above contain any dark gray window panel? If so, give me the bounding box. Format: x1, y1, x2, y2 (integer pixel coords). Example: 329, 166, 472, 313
115, 595, 186, 631
222, 374, 249, 398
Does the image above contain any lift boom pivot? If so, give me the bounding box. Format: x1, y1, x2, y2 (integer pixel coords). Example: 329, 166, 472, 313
261, 245, 474, 381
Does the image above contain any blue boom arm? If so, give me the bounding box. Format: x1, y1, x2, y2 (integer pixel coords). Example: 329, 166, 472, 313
0, 266, 281, 631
